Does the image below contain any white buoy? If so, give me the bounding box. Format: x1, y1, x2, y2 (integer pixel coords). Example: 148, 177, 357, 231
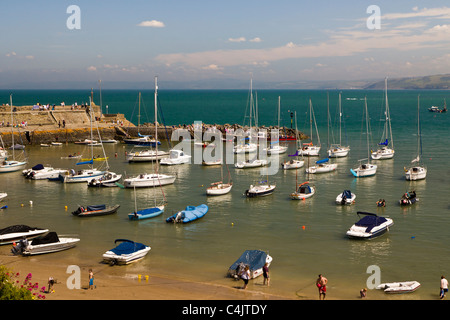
29, 200, 33, 207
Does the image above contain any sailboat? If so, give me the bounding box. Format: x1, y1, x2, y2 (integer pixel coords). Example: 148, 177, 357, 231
298, 98, 320, 156
328, 92, 350, 158
124, 92, 161, 147
350, 97, 377, 178
290, 157, 315, 200
371, 78, 394, 160
123, 77, 176, 188
234, 78, 258, 154
264, 96, 288, 155
0, 95, 27, 173
244, 171, 276, 198
282, 111, 304, 170
405, 95, 427, 181
206, 163, 233, 196
59, 99, 105, 183
126, 92, 169, 162
128, 184, 166, 220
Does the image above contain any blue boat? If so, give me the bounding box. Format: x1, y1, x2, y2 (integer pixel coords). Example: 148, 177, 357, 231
128, 205, 165, 220
228, 250, 273, 279
102, 239, 151, 265
166, 204, 209, 223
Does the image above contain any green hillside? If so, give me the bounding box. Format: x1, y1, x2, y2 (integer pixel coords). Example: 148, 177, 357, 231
365, 74, 450, 90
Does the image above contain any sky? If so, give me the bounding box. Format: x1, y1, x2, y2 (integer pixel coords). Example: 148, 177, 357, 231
1, 0, 450, 88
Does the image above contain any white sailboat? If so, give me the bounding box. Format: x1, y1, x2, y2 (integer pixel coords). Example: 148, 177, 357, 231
350, 97, 377, 178
126, 92, 169, 162
328, 92, 350, 158
264, 96, 288, 155
123, 77, 176, 188
234, 78, 258, 154
290, 159, 316, 200
60, 99, 105, 183
405, 95, 427, 181
0, 95, 27, 173
306, 158, 337, 174
298, 98, 321, 156
206, 163, 233, 196
282, 111, 304, 170
371, 78, 394, 160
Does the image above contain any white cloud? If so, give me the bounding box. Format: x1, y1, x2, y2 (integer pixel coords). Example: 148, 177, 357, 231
202, 64, 223, 71
5, 52, 17, 57
249, 37, 262, 43
382, 6, 450, 20
137, 20, 165, 28
228, 37, 246, 43
87, 66, 97, 71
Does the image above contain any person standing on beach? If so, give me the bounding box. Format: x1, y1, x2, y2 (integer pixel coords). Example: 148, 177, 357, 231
316, 274, 328, 300
89, 269, 94, 290
240, 266, 250, 290
440, 275, 448, 299
263, 263, 270, 286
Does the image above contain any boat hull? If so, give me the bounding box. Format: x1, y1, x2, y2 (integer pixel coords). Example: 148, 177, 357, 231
405, 166, 427, 181
0, 226, 49, 245
245, 185, 276, 198
282, 159, 304, 170
72, 204, 120, 217
123, 174, 176, 188
206, 183, 232, 196
166, 204, 209, 223
128, 206, 165, 220
377, 281, 421, 294
22, 238, 80, 255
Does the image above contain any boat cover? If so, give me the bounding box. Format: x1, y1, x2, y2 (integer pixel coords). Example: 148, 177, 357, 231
316, 158, 329, 164
342, 190, 352, 199
110, 239, 147, 255
31, 164, 44, 170
379, 139, 389, 146
0, 225, 43, 235
229, 250, 267, 272
355, 212, 387, 232
30, 232, 59, 245
87, 204, 106, 211
288, 150, 299, 157
76, 159, 93, 165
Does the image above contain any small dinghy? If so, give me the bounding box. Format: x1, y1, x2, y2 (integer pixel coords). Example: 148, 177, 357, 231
376, 281, 421, 294
102, 239, 151, 265
336, 190, 356, 205
399, 190, 418, 206
227, 250, 273, 279
166, 204, 209, 223
0, 225, 49, 245
71, 204, 120, 217
346, 211, 393, 239
12, 231, 80, 255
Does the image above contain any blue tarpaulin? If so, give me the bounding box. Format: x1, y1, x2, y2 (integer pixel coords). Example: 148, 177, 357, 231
229, 250, 267, 272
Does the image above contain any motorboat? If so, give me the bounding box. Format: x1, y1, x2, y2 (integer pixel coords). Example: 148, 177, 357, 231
87, 171, 122, 187
22, 164, 68, 180
228, 250, 273, 279
346, 211, 393, 239
0, 225, 49, 245
336, 190, 356, 205
166, 204, 209, 223
376, 281, 421, 294
290, 181, 315, 200
61, 153, 82, 160
0, 160, 27, 173
124, 135, 160, 147
102, 239, 151, 265
235, 159, 267, 169
12, 232, 80, 256
244, 181, 276, 198
399, 191, 418, 206
160, 149, 191, 165
306, 158, 337, 174
71, 204, 120, 217
126, 149, 169, 162
123, 173, 176, 188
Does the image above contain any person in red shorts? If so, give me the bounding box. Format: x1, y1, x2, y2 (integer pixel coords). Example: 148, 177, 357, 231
316, 274, 328, 300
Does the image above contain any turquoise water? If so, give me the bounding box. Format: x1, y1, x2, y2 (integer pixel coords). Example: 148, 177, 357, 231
0, 89, 449, 300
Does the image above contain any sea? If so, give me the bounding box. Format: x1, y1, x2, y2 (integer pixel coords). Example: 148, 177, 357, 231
0, 88, 449, 300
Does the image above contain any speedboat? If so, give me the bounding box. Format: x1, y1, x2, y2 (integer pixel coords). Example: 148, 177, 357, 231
290, 181, 315, 200
102, 239, 151, 265
123, 173, 176, 188
306, 158, 337, 174
244, 181, 276, 198
346, 212, 393, 239
0, 225, 49, 245
87, 171, 122, 187
376, 281, 420, 294
71, 204, 120, 217
23, 164, 68, 180
235, 159, 267, 169
227, 250, 273, 279
399, 191, 418, 206
166, 204, 209, 223
160, 149, 191, 165
12, 232, 80, 256
336, 190, 356, 205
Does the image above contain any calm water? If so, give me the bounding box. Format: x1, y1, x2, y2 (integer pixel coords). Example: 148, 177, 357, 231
0, 89, 449, 300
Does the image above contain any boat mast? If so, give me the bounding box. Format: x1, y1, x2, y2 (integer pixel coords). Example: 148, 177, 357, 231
365, 96, 370, 164
385, 77, 393, 149
154, 77, 159, 173
9, 95, 15, 160
417, 95, 422, 163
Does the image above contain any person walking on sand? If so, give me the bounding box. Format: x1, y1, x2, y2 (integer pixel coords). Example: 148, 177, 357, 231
440, 275, 448, 299
89, 269, 95, 290
316, 274, 328, 300
240, 266, 250, 290
263, 263, 270, 286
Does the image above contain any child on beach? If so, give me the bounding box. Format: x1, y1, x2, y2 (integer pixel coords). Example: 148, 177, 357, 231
263, 263, 270, 286
89, 269, 95, 290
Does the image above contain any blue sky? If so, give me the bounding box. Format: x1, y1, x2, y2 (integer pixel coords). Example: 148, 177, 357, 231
1, 1, 450, 88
